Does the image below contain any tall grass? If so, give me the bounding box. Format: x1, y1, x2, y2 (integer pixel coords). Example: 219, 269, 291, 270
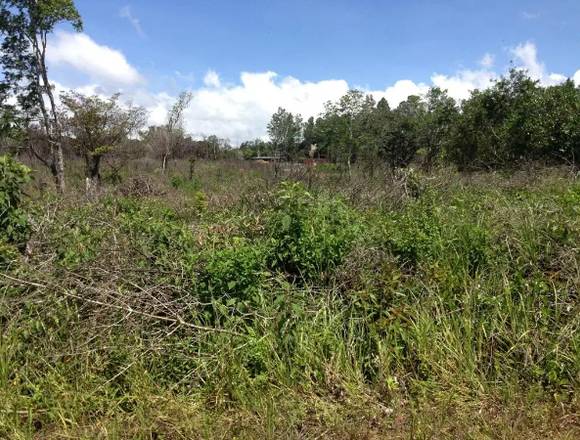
0, 160, 579, 438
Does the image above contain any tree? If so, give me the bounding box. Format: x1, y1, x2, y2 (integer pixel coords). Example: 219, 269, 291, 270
421, 87, 457, 168
446, 69, 544, 169
60, 92, 146, 194
321, 90, 375, 175
161, 91, 192, 172
538, 80, 580, 164
0, 0, 82, 193
377, 95, 425, 169
267, 107, 303, 160
239, 139, 273, 159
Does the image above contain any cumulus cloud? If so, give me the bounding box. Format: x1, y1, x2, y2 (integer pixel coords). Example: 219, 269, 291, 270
203, 70, 221, 88
373, 80, 429, 108
511, 42, 566, 85
177, 72, 348, 142
120, 6, 145, 38
574, 70, 580, 85
47, 31, 143, 86
431, 69, 497, 101
46, 32, 578, 145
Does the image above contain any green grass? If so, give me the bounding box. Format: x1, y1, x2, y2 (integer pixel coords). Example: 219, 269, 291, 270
0, 161, 579, 438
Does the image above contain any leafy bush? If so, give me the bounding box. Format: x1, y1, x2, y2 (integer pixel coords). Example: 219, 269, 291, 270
117, 198, 198, 273
197, 238, 269, 303
0, 155, 31, 263
383, 202, 442, 269
266, 182, 359, 280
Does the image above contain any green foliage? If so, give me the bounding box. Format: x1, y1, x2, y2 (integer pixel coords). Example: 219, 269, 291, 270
447, 70, 580, 168
0, 0, 82, 116
54, 211, 106, 269
2, 166, 580, 438
198, 238, 269, 303
0, 155, 31, 259
117, 198, 198, 273
266, 182, 360, 279
267, 107, 303, 159
256, 69, 579, 170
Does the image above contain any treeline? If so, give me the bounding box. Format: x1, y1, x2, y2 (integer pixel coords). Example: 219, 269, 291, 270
244, 69, 580, 170
0, 0, 235, 194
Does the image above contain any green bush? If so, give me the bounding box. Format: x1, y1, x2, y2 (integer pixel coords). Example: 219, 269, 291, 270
0, 155, 31, 263
197, 238, 269, 304
266, 182, 360, 280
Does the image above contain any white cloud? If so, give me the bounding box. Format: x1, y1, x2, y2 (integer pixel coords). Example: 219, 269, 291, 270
574, 70, 580, 85
511, 42, 566, 86
178, 72, 348, 142
203, 70, 221, 88
47, 31, 143, 86
373, 80, 429, 108
431, 69, 497, 101
120, 6, 145, 38
480, 53, 495, 68
46, 32, 579, 145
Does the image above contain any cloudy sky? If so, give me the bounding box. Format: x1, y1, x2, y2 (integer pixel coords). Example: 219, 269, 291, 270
47, 0, 580, 144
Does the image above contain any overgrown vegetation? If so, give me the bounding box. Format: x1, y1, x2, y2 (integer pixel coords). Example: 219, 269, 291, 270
0, 154, 31, 264
1, 2, 579, 438
1, 160, 579, 438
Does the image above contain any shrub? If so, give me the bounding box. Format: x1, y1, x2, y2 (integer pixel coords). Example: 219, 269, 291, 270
197, 238, 269, 303
0, 155, 31, 263
266, 182, 359, 280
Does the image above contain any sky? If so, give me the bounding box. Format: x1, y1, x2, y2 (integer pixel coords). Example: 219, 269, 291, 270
46, 0, 580, 144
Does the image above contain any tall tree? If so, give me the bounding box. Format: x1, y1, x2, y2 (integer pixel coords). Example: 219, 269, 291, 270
60, 92, 146, 195
421, 87, 457, 168
322, 90, 375, 175
267, 107, 302, 160
161, 91, 192, 172
0, 0, 82, 193
377, 95, 426, 169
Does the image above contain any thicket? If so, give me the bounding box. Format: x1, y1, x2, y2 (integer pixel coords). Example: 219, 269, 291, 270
0, 154, 31, 263
1, 161, 579, 437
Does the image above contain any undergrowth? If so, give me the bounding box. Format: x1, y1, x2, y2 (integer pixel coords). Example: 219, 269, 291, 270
0, 162, 579, 439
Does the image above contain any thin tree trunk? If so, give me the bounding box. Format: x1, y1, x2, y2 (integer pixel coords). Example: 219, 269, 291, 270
33, 32, 66, 193
189, 157, 196, 180
162, 153, 168, 173
85, 154, 101, 196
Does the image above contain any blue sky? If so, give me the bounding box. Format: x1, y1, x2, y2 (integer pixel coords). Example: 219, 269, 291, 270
47, 0, 580, 142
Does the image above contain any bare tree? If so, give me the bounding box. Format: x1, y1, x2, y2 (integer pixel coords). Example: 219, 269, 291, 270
161, 91, 192, 173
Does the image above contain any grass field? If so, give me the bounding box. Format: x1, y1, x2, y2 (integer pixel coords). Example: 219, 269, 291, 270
1, 160, 579, 439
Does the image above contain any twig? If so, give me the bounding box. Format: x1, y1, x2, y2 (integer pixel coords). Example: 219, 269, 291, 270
0, 273, 243, 337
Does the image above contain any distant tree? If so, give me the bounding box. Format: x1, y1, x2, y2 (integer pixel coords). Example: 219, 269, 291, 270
447, 69, 545, 169
321, 90, 375, 175
0, 0, 83, 193
239, 139, 272, 159
302, 116, 319, 151
421, 87, 457, 168
267, 107, 303, 160
161, 91, 192, 172
538, 80, 580, 164
377, 95, 425, 169
60, 92, 146, 194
